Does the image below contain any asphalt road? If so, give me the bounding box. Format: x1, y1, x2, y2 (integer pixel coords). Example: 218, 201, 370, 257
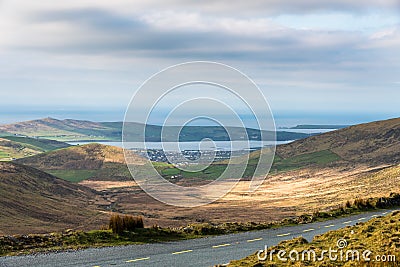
1, 209, 396, 267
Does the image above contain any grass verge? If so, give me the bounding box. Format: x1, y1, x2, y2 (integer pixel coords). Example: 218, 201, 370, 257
1, 192, 399, 257
227, 212, 400, 266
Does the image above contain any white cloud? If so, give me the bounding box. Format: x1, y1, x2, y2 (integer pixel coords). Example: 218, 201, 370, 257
0, 0, 399, 117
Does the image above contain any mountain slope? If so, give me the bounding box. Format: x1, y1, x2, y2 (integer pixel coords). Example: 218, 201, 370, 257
277, 117, 400, 165
17, 143, 146, 182
0, 162, 104, 235
214, 117, 399, 177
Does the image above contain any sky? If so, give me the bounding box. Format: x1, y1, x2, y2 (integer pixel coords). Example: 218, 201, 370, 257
0, 0, 399, 126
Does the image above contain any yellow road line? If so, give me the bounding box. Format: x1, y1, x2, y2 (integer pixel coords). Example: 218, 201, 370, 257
324, 224, 335, 228
247, 238, 263, 242
126, 257, 150, 263
212, 243, 231, 248
277, 233, 291, 237
172, 250, 193, 255
303, 228, 315, 232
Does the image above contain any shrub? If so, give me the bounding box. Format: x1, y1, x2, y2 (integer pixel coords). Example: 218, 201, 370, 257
109, 214, 144, 234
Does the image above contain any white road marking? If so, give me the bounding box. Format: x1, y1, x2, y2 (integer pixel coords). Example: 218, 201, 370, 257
212, 243, 231, 248
324, 224, 335, 228
247, 238, 263, 242
172, 250, 193, 255
358, 217, 366, 221
303, 228, 315, 232
277, 233, 291, 237
126, 257, 150, 263
343, 220, 352, 224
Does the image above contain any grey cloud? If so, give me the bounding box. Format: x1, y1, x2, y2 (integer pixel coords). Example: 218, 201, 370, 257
22, 7, 371, 67
132, 0, 400, 15
32, 8, 147, 32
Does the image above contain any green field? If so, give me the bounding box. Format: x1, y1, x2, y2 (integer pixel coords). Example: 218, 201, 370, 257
32, 148, 342, 184
271, 149, 341, 172
38, 150, 341, 184
0, 131, 9, 137
153, 149, 341, 182
0, 150, 9, 160
45, 170, 98, 183
43, 163, 133, 183
3, 136, 70, 151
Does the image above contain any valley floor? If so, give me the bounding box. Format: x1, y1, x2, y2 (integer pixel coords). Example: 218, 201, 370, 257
77, 164, 400, 229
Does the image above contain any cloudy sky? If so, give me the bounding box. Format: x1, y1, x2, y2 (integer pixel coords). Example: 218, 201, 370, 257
0, 0, 399, 126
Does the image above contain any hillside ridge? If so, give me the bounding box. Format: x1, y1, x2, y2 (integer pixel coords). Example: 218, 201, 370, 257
277, 117, 400, 165
0, 161, 105, 235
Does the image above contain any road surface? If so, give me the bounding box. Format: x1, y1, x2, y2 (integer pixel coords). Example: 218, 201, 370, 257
0, 209, 396, 267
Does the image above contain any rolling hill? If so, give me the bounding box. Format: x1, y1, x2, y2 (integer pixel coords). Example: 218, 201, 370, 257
0, 162, 106, 235
0, 117, 311, 142
276, 117, 400, 165
17, 143, 146, 182
17, 118, 400, 184
188, 117, 400, 180
2, 117, 400, 236
0, 136, 70, 161
0, 117, 118, 141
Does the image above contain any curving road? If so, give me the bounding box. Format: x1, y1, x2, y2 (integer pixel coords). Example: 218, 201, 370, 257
0, 209, 396, 267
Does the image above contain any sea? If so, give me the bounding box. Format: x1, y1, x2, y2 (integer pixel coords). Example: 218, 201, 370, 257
68, 129, 334, 151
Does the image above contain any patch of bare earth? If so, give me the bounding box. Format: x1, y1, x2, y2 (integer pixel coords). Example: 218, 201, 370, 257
79, 180, 138, 191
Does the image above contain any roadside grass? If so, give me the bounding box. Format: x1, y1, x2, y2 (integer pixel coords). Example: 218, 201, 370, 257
0, 227, 199, 256
2, 193, 400, 256
228, 212, 400, 267
45, 170, 98, 183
